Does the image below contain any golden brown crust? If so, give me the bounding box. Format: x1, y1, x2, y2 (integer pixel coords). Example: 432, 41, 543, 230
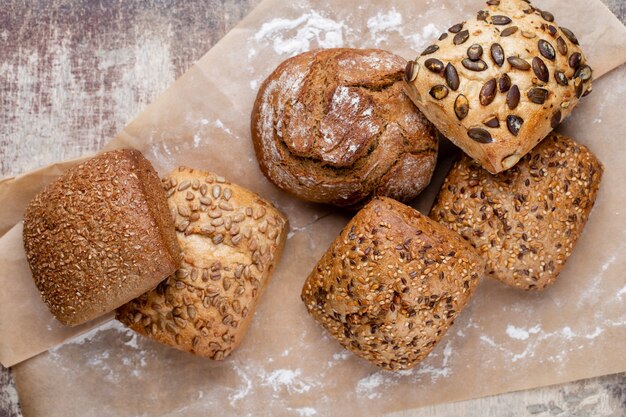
430, 133, 603, 290
116, 167, 288, 360
301, 197, 484, 370
252, 48, 438, 207
404, 0, 592, 173
22, 149, 181, 326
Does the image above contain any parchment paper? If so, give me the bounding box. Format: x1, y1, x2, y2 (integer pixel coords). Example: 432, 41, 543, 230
1, 0, 625, 415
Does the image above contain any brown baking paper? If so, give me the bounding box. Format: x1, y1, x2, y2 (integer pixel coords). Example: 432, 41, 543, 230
1, 0, 625, 415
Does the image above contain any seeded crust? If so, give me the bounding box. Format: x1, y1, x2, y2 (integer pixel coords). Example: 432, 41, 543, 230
116, 167, 288, 360
22, 149, 182, 326
301, 197, 484, 370
251, 48, 438, 208
404, 0, 592, 174
430, 133, 602, 290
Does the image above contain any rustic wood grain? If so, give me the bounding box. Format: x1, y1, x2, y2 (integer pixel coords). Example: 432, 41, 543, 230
1, 0, 624, 416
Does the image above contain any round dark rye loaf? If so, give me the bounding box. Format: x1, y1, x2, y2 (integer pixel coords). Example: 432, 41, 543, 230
23, 149, 181, 326
117, 167, 288, 360
252, 48, 438, 208
301, 197, 484, 370
430, 133, 603, 290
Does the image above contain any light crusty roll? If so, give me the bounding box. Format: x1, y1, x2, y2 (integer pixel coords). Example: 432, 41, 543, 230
404, 0, 592, 174
23, 149, 181, 326
252, 48, 438, 207
301, 197, 484, 370
117, 167, 288, 360
430, 133, 603, 290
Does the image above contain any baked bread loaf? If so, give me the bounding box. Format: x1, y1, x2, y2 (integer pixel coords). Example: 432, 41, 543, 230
301, 197, 484, 370
117, 167, 288, 360
430, 133, 602, 290
23, 149, 181, 326
252, 48, 438, 207
404, 0, 592, 173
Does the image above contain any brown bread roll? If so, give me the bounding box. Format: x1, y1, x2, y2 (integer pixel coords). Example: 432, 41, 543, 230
430, 133, 603, 290
301, 197, 484, 370
252, 48, 438, 208
117, 167, 288, 360
23, 149, 181, 326
404, 0, 592, 173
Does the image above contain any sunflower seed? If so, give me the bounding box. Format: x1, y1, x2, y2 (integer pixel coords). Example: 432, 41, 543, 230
498, 73, 511, 92
467, 44, 483, 60
583, 86, 592, 97
506, 115, 524, 136
506, 85, 520, 109
569, 52, 582, 69
550, 110, 562, 128
439, 33, 448, 41
532, 57, 549, 82
429, 85, 449, 100
454, 94, 469, 120
449, 23, 464, 33
477, 10, 489, 21
521, 30, 536, 39
528, 87, 549, 104
404, 61, 419, 82
561, 27, 579, 45
178, 180, 191, 191
574, 65, 592, 82
555, 70, 568, 86
490, 43, 505, 67
508, 56, 530, 70
556, 36, 568, 56
501, 154, 519, 170
479, 79, 497, 105
501, 26, 518, 37
467, 127, 493, 143
444, 63, 460, 90
483, 115, 500, 128
540, 10, 554, 22
212, 185, 221, 199
486, 0, 500, 5
421, 45, 439, 55
492, 15, 512, 25
425, 58, 445, 73
538, 40, 555, 61
453, 30, 470, 45
574, 77, 584, 98
462, 58, 488, 71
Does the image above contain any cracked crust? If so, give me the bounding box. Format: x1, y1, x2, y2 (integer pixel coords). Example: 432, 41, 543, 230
301, 197, 484, 370
252, 48, 438, 208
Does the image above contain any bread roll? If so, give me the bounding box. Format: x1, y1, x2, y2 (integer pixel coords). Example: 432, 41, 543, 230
430, 133, 603, 290
117, 167, 288, 360
252, 48, 438, 207
23, 149, 181, 326
404, 0, 592, 173
301, 197, 484, 370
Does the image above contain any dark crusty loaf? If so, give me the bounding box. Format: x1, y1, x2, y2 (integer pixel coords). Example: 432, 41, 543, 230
404, 0, 592, 173
117, 167, 288, 360
23, 149, 181, 326
301, 197, 484, 370
252, 48, 438, 207
430, 133, 603, 290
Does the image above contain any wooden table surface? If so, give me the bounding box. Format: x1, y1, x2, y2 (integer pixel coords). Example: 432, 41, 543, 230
1, 1, 624, 416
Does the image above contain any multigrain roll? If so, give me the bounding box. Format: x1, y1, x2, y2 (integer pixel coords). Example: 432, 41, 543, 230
404, 0, 592, 173
301, 197, 484, 370
430, 133, 603, 290
252, 48, 438, 208
117, 167, 288, 360
23, 149, 181, 326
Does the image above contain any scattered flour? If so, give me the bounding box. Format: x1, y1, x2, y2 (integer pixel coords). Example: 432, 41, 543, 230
617, 285, 626, 299
506, 324, 541, 341
365, 8, 441, 50
263, 369, 312, 394
254, 12, 346, 56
